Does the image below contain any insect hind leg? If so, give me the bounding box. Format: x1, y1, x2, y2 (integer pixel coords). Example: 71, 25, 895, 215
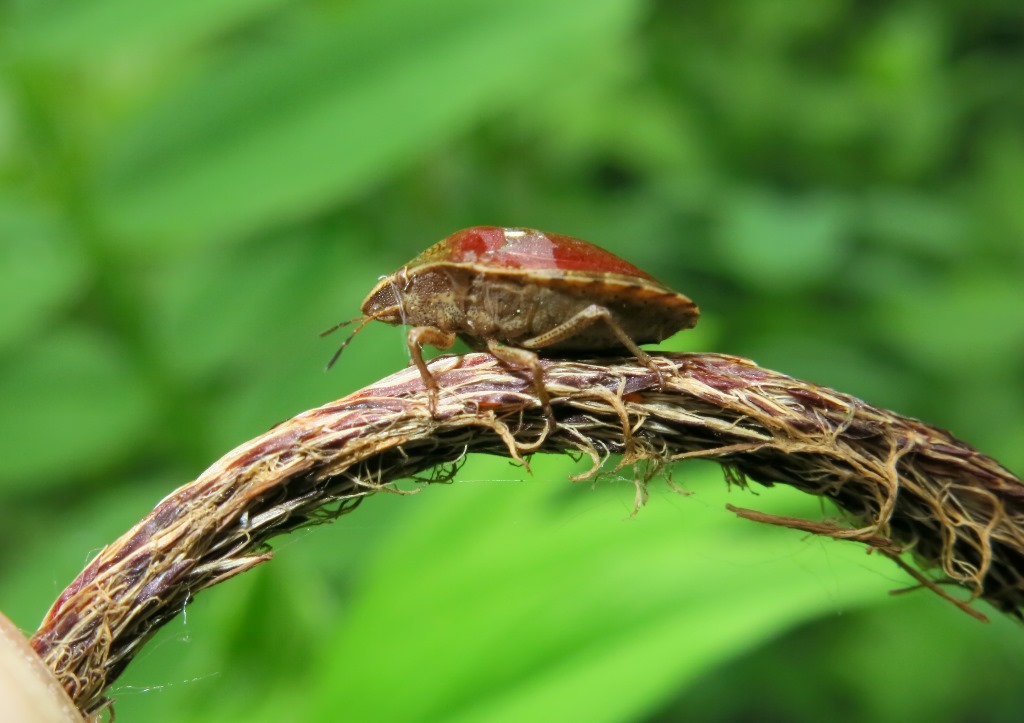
520, 304, 652, 364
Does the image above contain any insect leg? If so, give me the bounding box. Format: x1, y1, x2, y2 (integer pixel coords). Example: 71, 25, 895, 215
407, 326, 457, 416
520, 304, 653, 365
485, 338, 554, 421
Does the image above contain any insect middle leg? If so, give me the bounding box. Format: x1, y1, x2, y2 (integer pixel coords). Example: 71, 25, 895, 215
484, 338, 554, 421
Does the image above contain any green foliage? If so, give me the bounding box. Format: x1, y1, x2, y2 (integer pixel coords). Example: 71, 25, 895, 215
0, 0, 1021, 720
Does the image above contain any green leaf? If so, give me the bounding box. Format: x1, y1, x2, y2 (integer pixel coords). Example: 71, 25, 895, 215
6, 0, 288, 61
716, 188, 852, 290
875, 269, 1024, 377
0, 198, 88, 352
96, 0, 642, 249
860, 188, 968, 258
0, 326, 156, 492
302, 458, 891, 722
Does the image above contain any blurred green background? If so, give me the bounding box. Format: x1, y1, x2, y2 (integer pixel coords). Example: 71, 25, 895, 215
2, 0, 1023, 720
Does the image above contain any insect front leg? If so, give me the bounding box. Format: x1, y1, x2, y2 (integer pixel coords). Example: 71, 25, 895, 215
407, 326, 457, 416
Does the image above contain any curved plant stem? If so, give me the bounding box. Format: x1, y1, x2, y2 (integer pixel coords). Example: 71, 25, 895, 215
29, 353, 1024, 716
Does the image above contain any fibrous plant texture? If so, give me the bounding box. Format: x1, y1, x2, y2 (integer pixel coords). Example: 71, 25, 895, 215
30, 353, 1024, 716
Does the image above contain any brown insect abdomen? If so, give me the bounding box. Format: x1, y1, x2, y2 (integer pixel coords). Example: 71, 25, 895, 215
463, 272, 697, 352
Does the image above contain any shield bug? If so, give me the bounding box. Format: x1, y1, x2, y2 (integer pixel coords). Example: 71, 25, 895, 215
325, 226, 699, 415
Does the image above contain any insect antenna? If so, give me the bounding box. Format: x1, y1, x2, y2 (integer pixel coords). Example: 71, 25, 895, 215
320, 315, 364, 339
321, 307, 400, 370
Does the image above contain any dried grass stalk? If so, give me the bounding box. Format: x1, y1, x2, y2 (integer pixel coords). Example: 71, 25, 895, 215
30, 352, 1024, 716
